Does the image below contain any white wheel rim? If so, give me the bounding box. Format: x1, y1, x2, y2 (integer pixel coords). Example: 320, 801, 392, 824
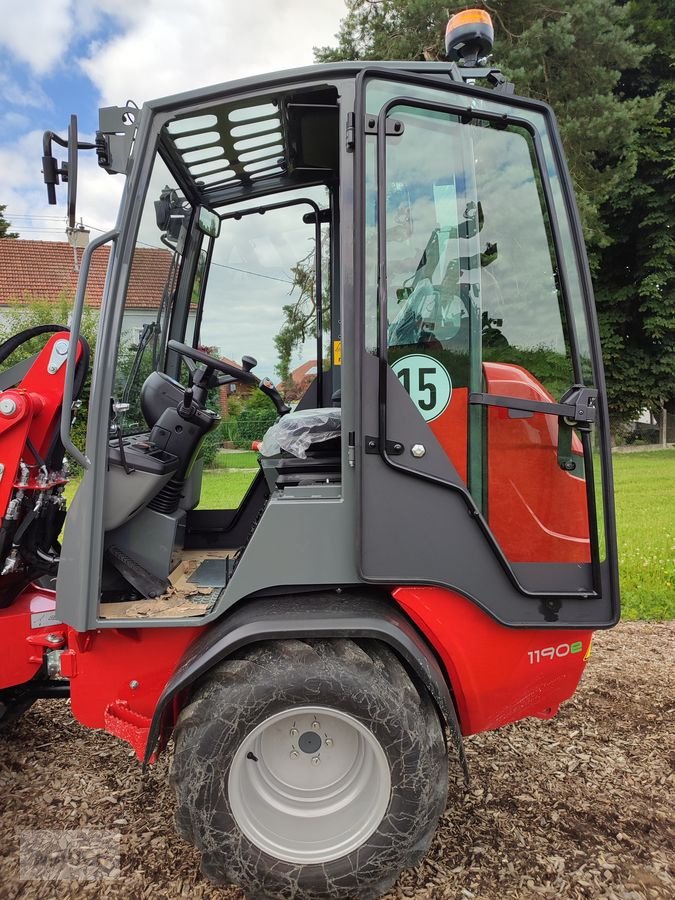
228, 704, 391, 864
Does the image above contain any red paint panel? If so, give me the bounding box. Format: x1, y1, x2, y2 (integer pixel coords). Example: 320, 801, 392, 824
0, 587, 66, 689
393, 586, 591, 735
0, 333, 81, 512
67, 625, 204, 730
483, 363, 590, 563
428, 386, 468, 483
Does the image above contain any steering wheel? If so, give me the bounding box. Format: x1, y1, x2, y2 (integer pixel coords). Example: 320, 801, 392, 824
167, 340, 259, 386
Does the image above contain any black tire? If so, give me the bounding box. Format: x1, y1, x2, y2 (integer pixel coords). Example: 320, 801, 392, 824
171, 638, 449, 899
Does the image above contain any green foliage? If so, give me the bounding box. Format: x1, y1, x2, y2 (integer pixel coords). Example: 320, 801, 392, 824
225, 407, 277, 450
594, 0, 675, 424
317, 0, 673, 428
222, 388, 278, 449
0, 204, 18, 239
315, 0, 449, 64
483, 345, 573, 401
195, 356, 227, 467
198, 425, 223, 467
274, 233, 331, 387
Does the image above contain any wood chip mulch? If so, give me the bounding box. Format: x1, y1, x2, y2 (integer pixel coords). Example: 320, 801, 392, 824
1, 621, 673, 899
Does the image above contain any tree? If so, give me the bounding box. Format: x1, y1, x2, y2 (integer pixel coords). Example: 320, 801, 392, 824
0, 204, 18, 239
274, 233, 331, 388
317, 0, 668, 426
594, 0, 675, 424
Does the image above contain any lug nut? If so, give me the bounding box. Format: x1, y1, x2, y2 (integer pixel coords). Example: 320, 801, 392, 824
289, 727, 298, 737
311, 756, 321, 766
324, 737, 333, 747
290, 750, 299, 760
311, 720, 321, 731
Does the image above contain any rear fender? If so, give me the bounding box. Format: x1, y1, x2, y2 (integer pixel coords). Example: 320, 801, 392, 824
144, 592, 468, 780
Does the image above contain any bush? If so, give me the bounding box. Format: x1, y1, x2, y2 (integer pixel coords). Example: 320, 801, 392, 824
225, 406, 277, 449
199, 424, 224, 467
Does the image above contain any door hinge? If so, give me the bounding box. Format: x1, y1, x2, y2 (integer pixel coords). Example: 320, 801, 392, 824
346, 112, 355, 152
346, 113, 405, 151
363, 115, 405, 137
364, 436, 404, 455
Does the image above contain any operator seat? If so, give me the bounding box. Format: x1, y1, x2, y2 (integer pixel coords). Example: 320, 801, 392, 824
258, 407, 341, 492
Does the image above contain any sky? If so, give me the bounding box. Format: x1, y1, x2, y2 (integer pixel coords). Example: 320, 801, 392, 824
0, 0, 347, 242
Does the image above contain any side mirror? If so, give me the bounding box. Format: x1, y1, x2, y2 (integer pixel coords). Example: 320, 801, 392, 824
42, 114, 95, 229
198, 208, 221, 238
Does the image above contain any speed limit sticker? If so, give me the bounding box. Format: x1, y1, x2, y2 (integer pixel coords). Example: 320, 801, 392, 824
391, 354, 452, 422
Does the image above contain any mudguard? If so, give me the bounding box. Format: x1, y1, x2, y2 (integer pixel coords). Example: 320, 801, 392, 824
143, 591, 468, 779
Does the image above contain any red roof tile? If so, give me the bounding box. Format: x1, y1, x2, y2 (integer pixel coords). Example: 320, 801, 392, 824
0, 239, 173, 309
290, 359, 318, 384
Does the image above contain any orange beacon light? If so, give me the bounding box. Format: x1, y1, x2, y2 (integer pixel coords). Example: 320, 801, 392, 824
445, 9, 494, 65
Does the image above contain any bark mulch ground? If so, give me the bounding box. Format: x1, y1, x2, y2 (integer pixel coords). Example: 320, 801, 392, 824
1, 621, 673, 899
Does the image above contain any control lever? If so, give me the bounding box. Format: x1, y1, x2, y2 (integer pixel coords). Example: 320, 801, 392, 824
178, 386, 196, 419
241, 355, 257, 373
259, 377, 291, 417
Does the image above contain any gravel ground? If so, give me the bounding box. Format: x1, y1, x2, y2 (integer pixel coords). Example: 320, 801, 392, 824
1, 621, 673, 899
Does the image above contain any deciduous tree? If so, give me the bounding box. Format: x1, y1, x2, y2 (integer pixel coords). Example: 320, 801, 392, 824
0, 204, 18, 239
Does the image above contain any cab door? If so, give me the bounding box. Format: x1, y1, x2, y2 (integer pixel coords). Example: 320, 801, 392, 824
355, 72, 619, 628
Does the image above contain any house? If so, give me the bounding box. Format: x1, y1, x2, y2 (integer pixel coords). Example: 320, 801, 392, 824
0, 239, 179, 340
218, 355, 256, 416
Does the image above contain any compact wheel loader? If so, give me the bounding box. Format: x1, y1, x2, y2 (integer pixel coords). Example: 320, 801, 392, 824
0, 11, 619, 898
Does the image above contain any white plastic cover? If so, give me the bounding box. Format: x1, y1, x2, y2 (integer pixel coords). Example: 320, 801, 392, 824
260, 407, 341, 459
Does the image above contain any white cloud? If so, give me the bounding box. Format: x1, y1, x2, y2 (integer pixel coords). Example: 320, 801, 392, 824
0, 0, 347, 240
0, 73, 52, 110
0, 111, 31, 130
79, 0, 345, 107
0, 0, 75, 74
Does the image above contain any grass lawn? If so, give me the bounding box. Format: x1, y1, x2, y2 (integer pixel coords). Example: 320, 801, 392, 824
200, 469, 257, 508
65, 449, 674, 621
612, 450, 674, 621
212, 450, 258, 469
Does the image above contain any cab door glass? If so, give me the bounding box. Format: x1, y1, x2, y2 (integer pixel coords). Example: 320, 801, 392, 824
113, 155, 193, 435
380, 102, 591, 565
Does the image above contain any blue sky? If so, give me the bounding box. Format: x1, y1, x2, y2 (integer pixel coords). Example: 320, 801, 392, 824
0, 0, 346, 241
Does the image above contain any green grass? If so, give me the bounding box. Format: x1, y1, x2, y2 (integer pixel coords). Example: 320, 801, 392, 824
612, 450, 675, 621
200, 469, 257, 508
213, 451, 258, 469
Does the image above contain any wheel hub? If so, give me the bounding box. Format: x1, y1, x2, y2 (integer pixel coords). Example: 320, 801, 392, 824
228, 705, 391, 864
298, 730, 321, 754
